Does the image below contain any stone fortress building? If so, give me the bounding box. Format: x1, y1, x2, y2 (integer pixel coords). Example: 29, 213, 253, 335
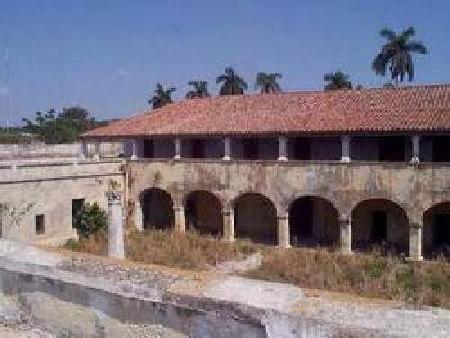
1, 85, 450, 261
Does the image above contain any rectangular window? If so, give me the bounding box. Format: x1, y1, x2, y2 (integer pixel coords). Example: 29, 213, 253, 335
143, 139, 154, 158
72, 199, 85, 228
35, 214, 45, 235
242, 138, 259, 159
292, 137, 311, 160
378, 137, 406, 162
192, 139, 205, 158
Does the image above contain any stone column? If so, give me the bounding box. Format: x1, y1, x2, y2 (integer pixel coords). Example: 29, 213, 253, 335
107, 191, 125, 259
79, 141, 88, 159
408, 222, 423, 261
131, 139, 138, 160
341, 135, 351, 163
339, 215, 352, 255
93, 141, 100, 161
223, 137, 231, 161
134, 198, 143, 231
174, 138, 182, 160
278, 136, 288, 161
174, 205, 186, 233
410, 135, 420, 164
222, 208, 235, 242
277, 211, 290, 248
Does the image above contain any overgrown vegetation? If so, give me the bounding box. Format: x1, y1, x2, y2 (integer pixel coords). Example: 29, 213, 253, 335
65, 230, 256, 270
72, 202, 107, 239
246, 247, 450, 308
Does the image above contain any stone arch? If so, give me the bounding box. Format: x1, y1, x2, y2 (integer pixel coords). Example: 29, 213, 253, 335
184, 190, 223, 236
351, 199, 409, 254
288, 195, 339, 248
233, 192, 278, 245
423, 202, 450, 258
140, 187, 174, 230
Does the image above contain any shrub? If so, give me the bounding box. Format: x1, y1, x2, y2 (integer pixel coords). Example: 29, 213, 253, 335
73, 202, 107, 239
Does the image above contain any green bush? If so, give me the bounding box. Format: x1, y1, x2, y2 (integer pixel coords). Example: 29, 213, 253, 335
72, 202, 107, 239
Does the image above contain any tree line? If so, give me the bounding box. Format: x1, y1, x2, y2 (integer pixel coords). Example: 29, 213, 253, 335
148, 26, 428, 109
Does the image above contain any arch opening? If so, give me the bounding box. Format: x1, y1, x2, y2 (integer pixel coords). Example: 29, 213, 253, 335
141, 188, 174, 230
423, 202, 450, 258
351, 199, 409, 255
185, 190, 223, 236
288, 196, 339, 247
233, 193, 277, 245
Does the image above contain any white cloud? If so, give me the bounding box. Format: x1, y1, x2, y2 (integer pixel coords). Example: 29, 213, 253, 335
0, 85, 9, 96
116, 68, 130, 78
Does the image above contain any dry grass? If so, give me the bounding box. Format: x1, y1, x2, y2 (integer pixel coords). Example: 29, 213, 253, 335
245, 246, 450, 308
64, 232, 450, 308
64, 229, 256, 270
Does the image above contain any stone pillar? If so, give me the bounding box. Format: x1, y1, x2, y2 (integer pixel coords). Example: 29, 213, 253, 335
411, 135, 420, 164
80, 141, 88, 159
223, 137, 231, 161
93, 141, 100, 161
222, 208, 235, 242
408, 222, 423, 261
107, 191, 125, 259
131, 139, 138, 160
174, 205, 185, 233
278, 136, 288, 161
339, 215, 352, 255
134, 198, 143, 231
277, 211, 290, 248
341, 135, 351, 163
174, 138, 182, 160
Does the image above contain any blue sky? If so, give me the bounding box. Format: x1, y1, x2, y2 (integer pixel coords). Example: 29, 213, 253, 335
0, 0, 449, 125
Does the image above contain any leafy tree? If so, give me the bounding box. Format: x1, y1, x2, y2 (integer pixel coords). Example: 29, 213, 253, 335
216, 67, 248, 95
148, 83, 176, 109
255, 72, 282, 94
372, 26, 427, 83
72, 202, 107, 239
185, 80, 210, 99
22, 106, 96, 144
324, 71, 352, 90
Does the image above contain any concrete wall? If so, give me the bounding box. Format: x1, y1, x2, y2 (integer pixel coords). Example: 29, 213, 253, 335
0, 142, 123, 160
0, 160, 124, 244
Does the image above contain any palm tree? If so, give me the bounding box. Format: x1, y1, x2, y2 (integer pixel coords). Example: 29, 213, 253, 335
255, 72, 282, 94
324, 71, 352, 90
216, 67, 248, 95
185, 80, 210, 99
148, 83, 176, 109
372, 26, 427, 84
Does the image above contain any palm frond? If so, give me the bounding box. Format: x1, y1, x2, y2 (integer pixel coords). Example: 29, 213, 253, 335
405, 41, 428, 54
380, 28, 396, 41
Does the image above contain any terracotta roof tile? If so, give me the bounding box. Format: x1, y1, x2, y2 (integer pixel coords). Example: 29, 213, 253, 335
83, 85, 450, 139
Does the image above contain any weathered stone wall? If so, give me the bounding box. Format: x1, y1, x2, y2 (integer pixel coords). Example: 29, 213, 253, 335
128, 159, 450, 230
0, 160, 124, 244
0, 142, 124, 160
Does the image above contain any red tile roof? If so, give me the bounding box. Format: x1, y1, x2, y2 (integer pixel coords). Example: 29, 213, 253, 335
83, 85, 450, 139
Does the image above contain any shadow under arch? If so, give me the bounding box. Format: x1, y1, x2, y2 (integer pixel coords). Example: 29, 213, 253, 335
140, 187, 174, 230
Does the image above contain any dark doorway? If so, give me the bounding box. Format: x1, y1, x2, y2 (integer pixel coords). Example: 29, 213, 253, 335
433, 214, 450, 247
72, 198, 85, 228
290, 198, 313, 241
432, 137, 450, 162
292, 137, 311, 160
141, 188, 174, 230
371, 211, 387, 243
185, 190, 222, 235
242, 138, 259, 159
234, 193, 277, 244
143, 140, 154, 158
192, 139, 205, 158
379, 137, 405, 161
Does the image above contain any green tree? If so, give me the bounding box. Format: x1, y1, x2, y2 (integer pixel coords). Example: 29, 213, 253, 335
216, 67, 248, 95
185, 80, 210, 99
324, 71, 352, 90
255, 72, 282, 94
372, 26, 427, 84
72, 202, 107, 239
148, 83, 176, 109
22, 106, 96, 144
